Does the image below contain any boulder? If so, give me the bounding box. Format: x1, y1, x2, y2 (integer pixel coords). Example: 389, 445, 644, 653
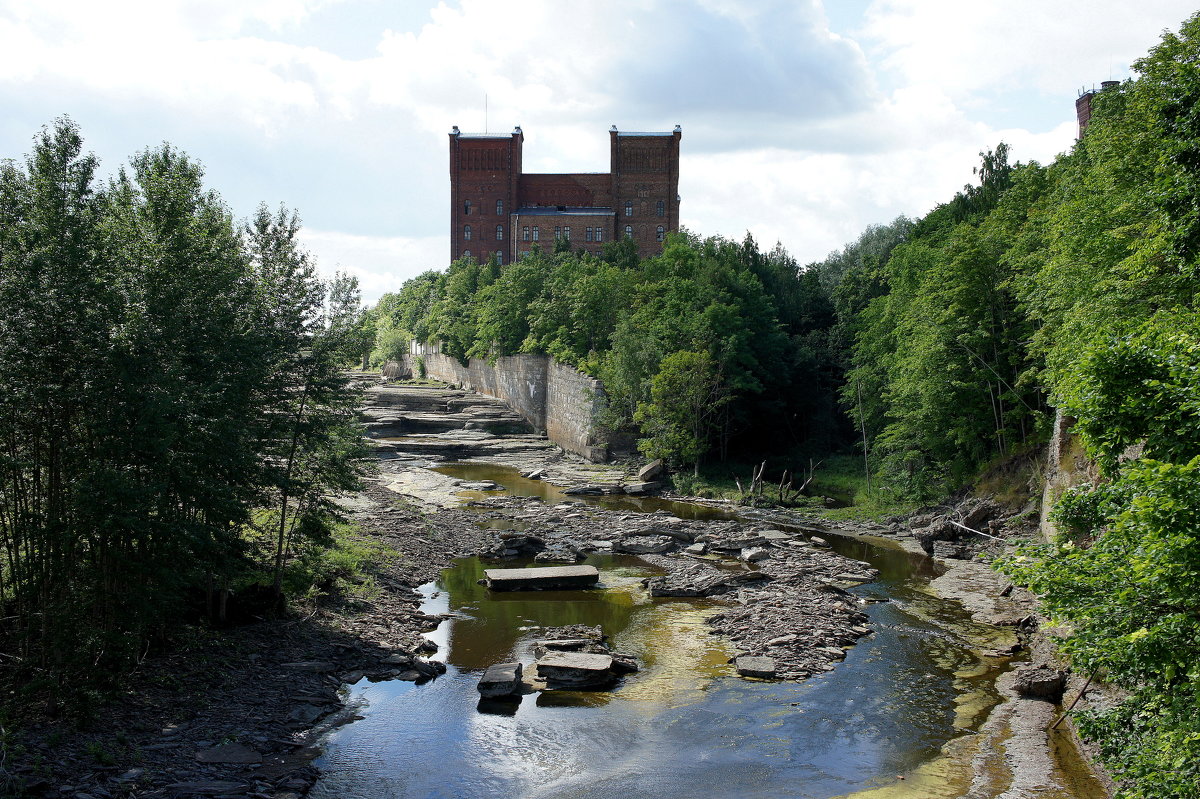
637, 459, 666, 481
1014, 666, 1068, 702
622, 481, 660, 495
740, 547, 771, 562
477, 662, 523, 698
735, 656, 778, 680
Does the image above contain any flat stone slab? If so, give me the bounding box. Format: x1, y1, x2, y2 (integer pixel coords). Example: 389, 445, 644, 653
537, 651, 616, 688
735, 655, 778, 680
484, 565, 599, 591
478, 661, 523, 697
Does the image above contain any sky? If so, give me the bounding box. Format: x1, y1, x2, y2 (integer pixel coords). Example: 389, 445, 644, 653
2, 0, 1197, 303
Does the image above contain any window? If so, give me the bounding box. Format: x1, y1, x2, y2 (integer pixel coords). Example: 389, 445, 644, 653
656, 226, 665, 242
463, 250, 471, 258
554, 226, 561, 238
496, 225, 503, 241
532, 226, 540, 241
625, 201, 633, 217
564, 226, 571, 241
496, 250, 503, 264
464, 200, 472, 215
522, 226, 530, 241
464, 224, 472, 240
595, 228, 603, 242
496, 199, 504, 216
585, 227, 593, 242
624, 225, 633, 239
656, 200, 665, 217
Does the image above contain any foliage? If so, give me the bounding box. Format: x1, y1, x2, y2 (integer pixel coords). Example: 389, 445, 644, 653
633, 350, 730, 473
0, 119, 365, 691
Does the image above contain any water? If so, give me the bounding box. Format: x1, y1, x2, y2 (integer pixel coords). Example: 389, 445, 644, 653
311, 464, 1011, 799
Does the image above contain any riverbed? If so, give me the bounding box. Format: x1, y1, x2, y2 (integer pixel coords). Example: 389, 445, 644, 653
309, 461, 1105, 799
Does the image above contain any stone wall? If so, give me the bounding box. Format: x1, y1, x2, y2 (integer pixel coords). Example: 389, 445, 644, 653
392, 346, 608, 462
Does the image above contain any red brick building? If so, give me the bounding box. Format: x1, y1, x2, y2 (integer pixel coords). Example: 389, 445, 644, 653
449, 125, 681, 264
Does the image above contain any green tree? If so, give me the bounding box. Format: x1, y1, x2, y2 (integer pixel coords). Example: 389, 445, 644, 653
634, 350, 730, 474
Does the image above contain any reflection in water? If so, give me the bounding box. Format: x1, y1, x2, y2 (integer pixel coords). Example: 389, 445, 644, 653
433, 461, 738, 520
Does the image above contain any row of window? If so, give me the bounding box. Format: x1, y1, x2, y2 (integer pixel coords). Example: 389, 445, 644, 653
463, 224, 506, 241
625, 200, 667, 218
463, 200, 505, 216
465, 198, 666, 218
466, 224, 666, 245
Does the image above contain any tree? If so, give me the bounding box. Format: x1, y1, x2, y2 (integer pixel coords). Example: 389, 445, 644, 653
634, 350, 730, 474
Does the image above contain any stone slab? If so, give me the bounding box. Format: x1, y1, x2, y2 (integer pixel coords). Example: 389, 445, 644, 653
478, 661, 523, 697
483, 565, 600, 591
735, 655, 778, 680
537, 651, 616, 688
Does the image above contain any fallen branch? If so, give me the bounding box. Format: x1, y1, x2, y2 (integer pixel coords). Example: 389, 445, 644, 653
948, 519, 1004, 541
1052, 669, 1098, 730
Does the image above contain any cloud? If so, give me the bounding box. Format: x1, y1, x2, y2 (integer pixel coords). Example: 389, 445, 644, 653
861, 0, 1199, 98
299, 228, 444, 303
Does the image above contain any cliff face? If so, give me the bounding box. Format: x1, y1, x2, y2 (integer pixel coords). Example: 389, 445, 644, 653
1037, 409, 1098, 540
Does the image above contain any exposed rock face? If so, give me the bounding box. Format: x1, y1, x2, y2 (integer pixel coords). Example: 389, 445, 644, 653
478, 662, 523, 697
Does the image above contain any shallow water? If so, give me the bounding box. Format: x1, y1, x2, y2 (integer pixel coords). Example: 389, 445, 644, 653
311, 465, 1009, 799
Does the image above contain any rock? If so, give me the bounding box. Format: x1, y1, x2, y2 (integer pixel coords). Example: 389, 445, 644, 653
483, 565, 600, 591
735, 656, 778, 679
522, 469, 546, 479
809, 536, 830, 548
622, 481, 659, 495
165, 782, 247, 796
740, 547, 771, 562
683, 542, 708, 556
458, 480, 500, 491
194, 743, 261, 764
932, 540, 975, 560
613, 534, 676, 554
1014, 666, 1068, 701
281, 661, 336, 672
537, 652, 617, 689
563, 485, 605, 495
637, 459, 666, 481
477, 662, 523, 697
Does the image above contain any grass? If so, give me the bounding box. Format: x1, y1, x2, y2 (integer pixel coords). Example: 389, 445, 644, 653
669, 453, 919, 522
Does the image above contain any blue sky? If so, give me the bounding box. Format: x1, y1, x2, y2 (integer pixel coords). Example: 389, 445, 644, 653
2, 0, 1196, 303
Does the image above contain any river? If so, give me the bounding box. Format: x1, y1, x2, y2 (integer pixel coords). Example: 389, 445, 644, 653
309, 462, 1104, 799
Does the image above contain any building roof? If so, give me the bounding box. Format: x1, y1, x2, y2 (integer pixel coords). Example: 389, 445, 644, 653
514, 207, 615, 216
616, 131, 676, 137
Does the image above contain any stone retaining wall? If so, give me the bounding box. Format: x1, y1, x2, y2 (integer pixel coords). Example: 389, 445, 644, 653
385, 347, 608, 462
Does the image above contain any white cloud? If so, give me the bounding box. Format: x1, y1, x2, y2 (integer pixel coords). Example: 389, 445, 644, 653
300, 228, 444, 304
862, 0, 1199, 98
2, 0, 1194, 291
